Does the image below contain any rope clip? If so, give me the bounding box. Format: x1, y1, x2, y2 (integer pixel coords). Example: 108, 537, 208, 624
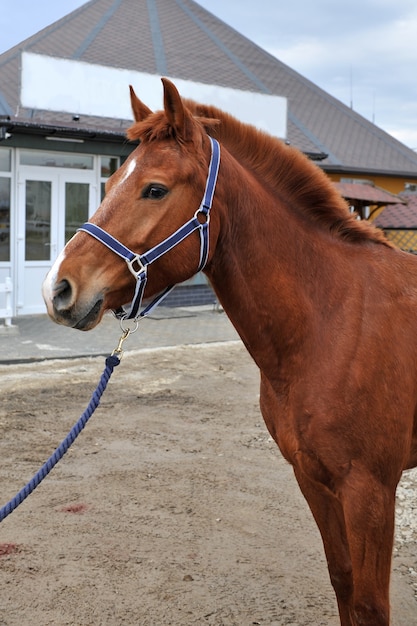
111, 328, 131, 359
111, 316, 140, 359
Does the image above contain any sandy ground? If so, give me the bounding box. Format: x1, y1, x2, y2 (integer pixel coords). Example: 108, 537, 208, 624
0, 342, 416, 625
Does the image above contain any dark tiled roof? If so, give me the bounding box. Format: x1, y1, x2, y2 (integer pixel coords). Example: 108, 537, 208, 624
334, 182, 403, 206
1, 0, 417, 176
374, 193, 417, 229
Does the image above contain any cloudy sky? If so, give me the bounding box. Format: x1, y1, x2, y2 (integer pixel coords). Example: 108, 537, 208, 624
1, 0, 416, 150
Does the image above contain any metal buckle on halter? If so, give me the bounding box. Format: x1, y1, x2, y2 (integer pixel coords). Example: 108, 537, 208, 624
126, 254, 146, 277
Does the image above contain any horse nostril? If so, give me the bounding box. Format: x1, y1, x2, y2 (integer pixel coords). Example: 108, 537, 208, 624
52, 279, 73, 311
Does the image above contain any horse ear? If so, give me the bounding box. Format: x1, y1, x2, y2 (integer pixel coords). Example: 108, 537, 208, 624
129, 85, 152, 122
161, 77, 193, 139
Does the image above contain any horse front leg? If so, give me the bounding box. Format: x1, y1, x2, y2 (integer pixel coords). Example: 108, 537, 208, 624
294, 456, 395, 626
339, 466, 396, 626
260, 378, 393, 625
292, 462, 356, 625
260, 377, 355, 623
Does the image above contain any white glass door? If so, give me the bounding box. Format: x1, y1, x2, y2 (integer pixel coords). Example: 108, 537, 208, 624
17, 169, 95, 315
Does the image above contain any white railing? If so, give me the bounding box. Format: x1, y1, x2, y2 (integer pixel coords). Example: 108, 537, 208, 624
0, 277, 13, 327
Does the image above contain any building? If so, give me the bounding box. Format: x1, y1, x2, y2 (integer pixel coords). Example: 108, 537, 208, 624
374, 191, 417, 253
1, 0, 416, 317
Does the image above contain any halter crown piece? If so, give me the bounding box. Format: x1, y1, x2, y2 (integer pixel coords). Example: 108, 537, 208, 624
77, 136, 220, 321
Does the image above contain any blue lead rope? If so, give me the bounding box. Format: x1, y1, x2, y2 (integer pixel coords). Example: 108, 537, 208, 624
0, 354, 120, 523
0, 137, 221, 523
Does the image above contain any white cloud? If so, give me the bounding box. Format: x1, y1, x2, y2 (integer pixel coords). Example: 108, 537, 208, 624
261, 4, 417, 147
388, 127, 417, 152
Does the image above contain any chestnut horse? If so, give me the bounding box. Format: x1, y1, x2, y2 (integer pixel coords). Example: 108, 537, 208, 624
42, 78, 417, 625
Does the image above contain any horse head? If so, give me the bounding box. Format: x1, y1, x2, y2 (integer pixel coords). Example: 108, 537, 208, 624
42, 79, 221, 330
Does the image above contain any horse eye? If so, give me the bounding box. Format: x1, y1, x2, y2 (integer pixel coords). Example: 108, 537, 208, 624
142, 184, 168, 200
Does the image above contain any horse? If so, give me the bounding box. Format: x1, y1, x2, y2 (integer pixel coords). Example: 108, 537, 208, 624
42, 78, 417, 626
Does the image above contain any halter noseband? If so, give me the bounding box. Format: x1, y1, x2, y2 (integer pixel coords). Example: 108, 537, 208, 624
77, 136, 220, 321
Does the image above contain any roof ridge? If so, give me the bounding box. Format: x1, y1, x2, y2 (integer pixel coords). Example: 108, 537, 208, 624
73, 0, 124, 59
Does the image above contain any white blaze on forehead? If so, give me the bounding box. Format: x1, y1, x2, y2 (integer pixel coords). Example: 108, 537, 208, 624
118, 156, 137, 186
42, 247, 67, 302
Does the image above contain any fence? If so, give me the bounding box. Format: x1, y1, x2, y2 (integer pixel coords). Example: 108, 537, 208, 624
0, 277, 13, 327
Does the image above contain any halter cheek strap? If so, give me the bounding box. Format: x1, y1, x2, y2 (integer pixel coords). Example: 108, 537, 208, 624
77, 136, 220, 321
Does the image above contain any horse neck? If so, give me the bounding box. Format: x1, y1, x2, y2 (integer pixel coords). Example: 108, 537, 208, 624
205, 152, 346, 373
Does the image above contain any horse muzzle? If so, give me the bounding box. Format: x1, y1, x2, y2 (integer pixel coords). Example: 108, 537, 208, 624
42, 275, 104, 330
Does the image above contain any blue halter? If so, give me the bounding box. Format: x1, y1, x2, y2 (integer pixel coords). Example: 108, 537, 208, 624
77, 136, 220, 320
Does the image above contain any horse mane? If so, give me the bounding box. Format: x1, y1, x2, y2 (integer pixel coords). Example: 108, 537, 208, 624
127, 110, 218, 147
128, 100, 392, 248
182, 100, 392, 248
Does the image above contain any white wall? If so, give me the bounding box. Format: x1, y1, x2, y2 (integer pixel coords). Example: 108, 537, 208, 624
21, 52, 287, 139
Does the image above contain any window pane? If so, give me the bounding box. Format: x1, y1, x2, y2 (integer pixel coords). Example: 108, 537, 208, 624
25, 180, 51, 261
0, 177, 10, 262
20, 150, 93, 169
65, 182, 89, 243
0, 149, 11, 172
100, 156, 119, 178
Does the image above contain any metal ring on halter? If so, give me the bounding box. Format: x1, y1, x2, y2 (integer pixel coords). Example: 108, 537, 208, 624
194, 207, 210, 224
119, 316, 140, 334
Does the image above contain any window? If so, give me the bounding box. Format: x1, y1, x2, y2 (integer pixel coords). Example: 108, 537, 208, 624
100, 156, 119, 200
0, 149, 11, 262
65, 182, 89, 243
100, 156, 119, 178
0, 177, 10, 262
0, 148, 11, 172
25, 180, 51, 261
20, 150, 93, 170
